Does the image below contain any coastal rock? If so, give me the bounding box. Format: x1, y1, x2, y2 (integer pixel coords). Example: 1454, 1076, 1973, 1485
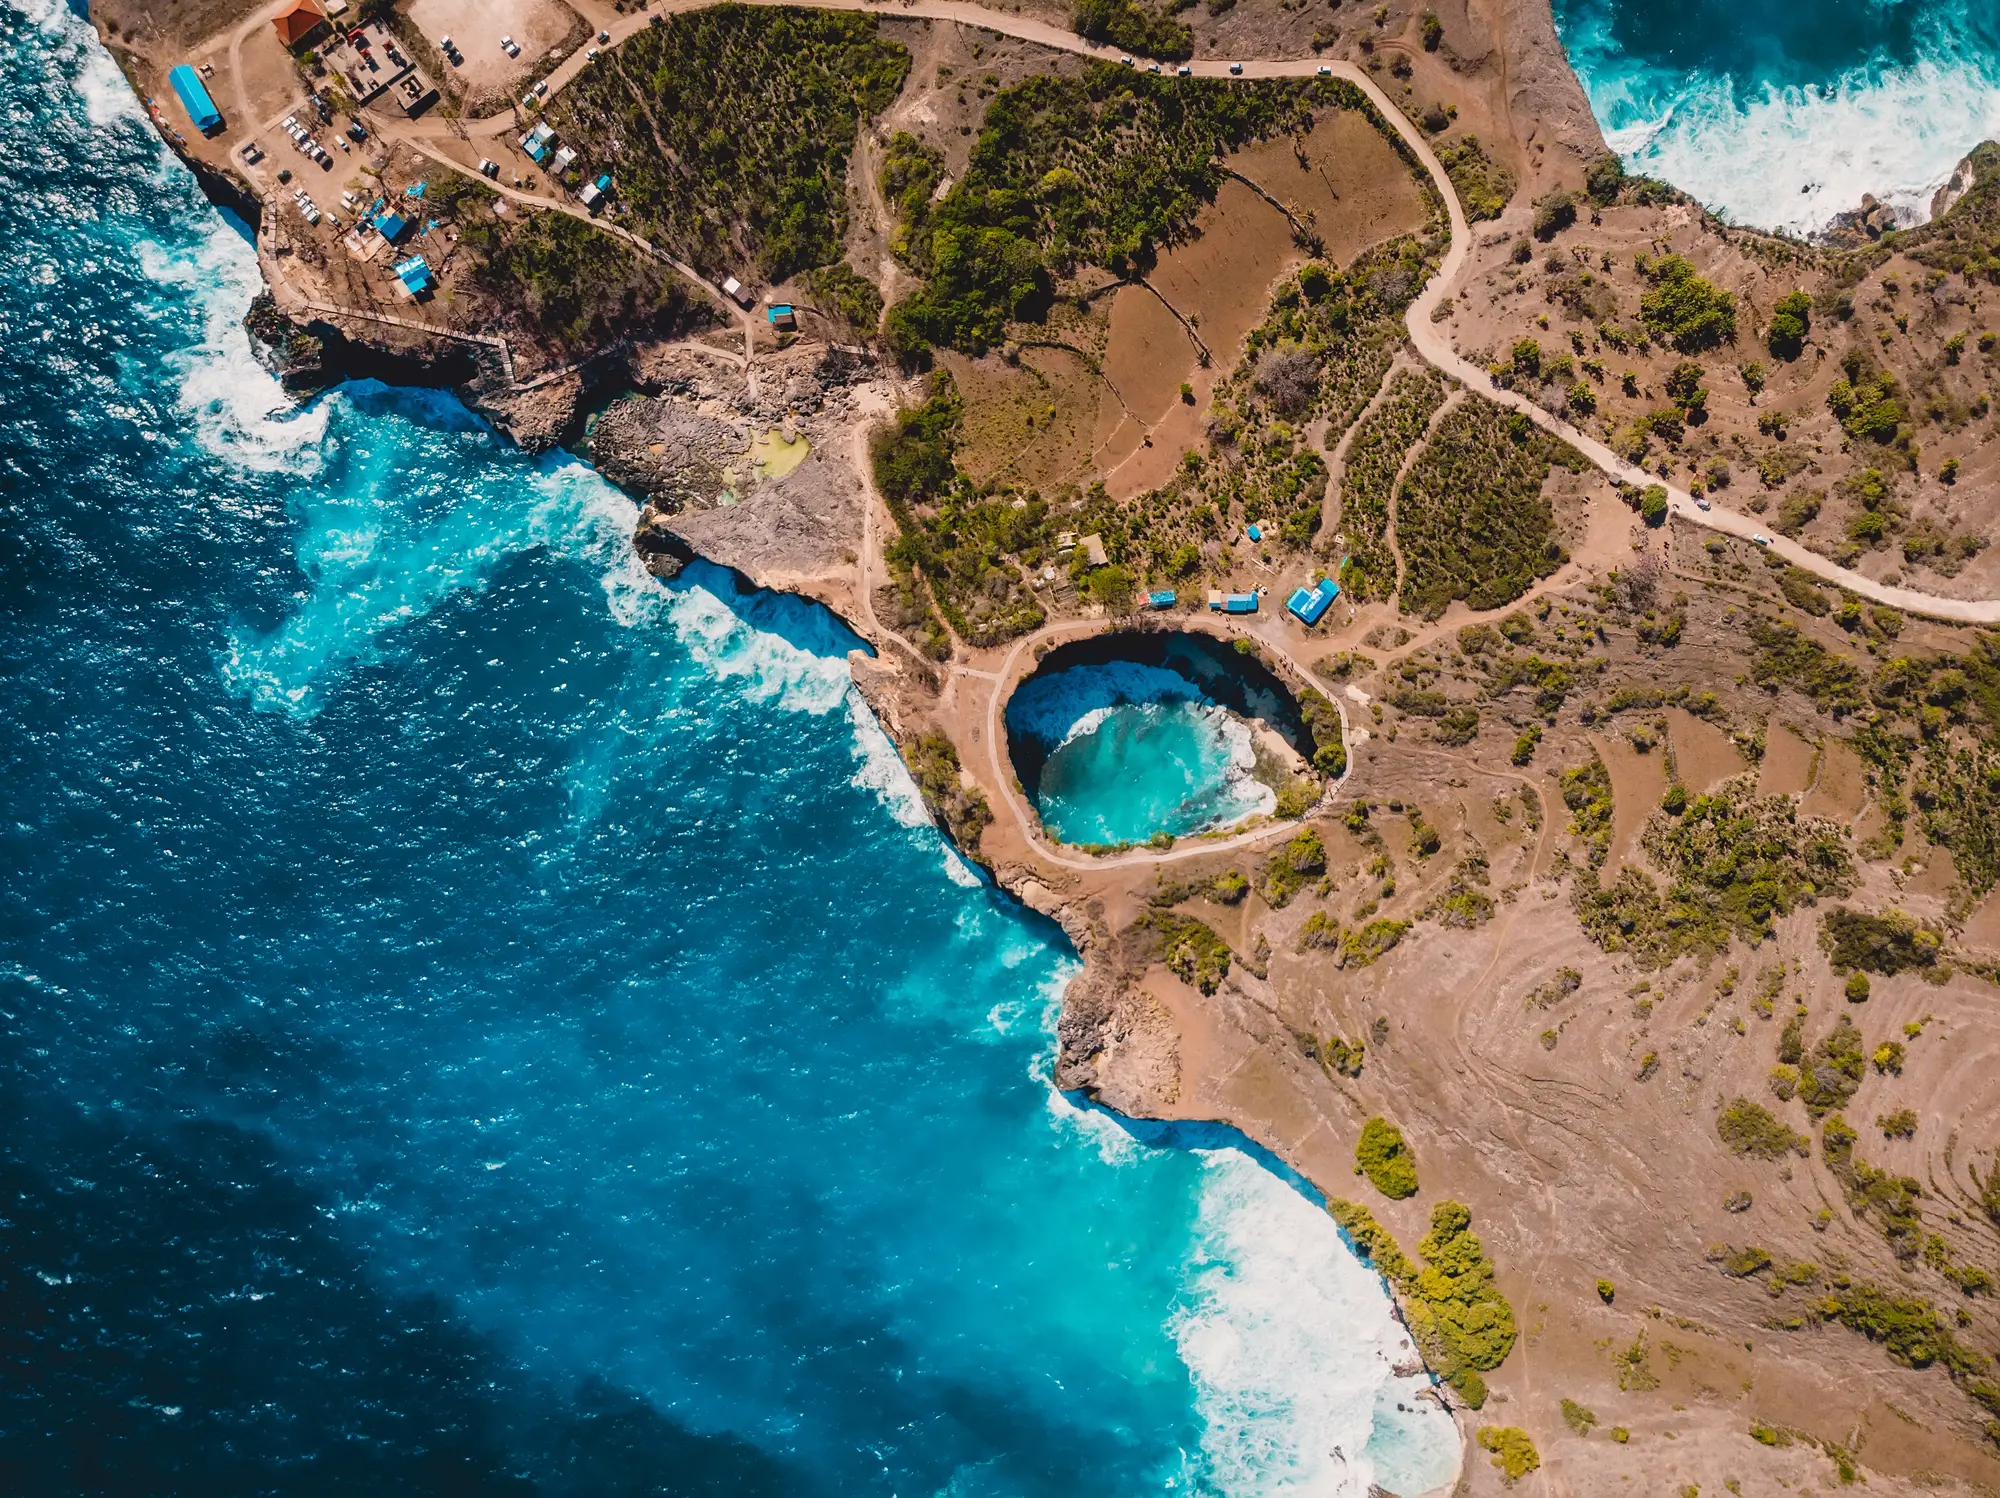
1823, 192, 1901, 246
243, 293, 486, 397
589, 398, 743, 510
476, 373, 584, 455
1932, 153, 1980, 221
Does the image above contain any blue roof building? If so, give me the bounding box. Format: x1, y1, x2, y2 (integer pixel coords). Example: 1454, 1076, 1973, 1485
1208, 590, 1258, 614
1286, 577, 1341, 626
168, 65, 223, 135
392, 254, 433, 297
1146, 589, 1176, 610
374, 212, 409, 244
1245, 522, 1262, 543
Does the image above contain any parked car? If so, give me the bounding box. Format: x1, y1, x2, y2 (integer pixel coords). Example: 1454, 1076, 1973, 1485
1176, 64, 1191, 76
1317, 64, 1332, 75
586, 47, 598, 59
1229, 61, 1244, 74
1696, 496, 1711, 510
597, 28, 610, 42
1753, 533, 1771, 546
346, 123, 368, 142
478, 158, 499, 178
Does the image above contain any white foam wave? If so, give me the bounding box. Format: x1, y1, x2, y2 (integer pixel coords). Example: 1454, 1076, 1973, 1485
845, 692, 932, 828
1563, 8, 2000, 234
135, 225, 330, 473
1174, 1150, 1461, 1498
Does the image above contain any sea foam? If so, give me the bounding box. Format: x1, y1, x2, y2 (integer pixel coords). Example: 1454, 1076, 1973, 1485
1557, 0, 2000, 234
1175, 1150, 1461, 1498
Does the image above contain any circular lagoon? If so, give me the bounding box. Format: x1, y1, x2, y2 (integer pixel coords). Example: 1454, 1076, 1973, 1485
1006, 633, 1320, 847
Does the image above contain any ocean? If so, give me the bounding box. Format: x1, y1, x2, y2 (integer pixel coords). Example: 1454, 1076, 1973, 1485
1551, 0, 2000, 234
1004, 662, 1276, 845
0, 6, 1457, 1496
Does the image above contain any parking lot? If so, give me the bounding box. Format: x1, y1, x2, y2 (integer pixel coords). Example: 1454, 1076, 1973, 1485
405, 0, 582, 98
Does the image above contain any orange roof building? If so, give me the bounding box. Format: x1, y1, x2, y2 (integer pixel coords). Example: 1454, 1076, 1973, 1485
272, 0, 331, 50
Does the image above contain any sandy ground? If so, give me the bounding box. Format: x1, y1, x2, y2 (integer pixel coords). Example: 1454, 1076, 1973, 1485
406, 0, 584, 101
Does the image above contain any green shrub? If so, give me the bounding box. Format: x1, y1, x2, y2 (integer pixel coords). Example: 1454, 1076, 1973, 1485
1263, 827, 1327, 907
1329, 1198, 1517, 1404
1145, 912, 1232, 993
550, 7, 910, 281
1071, 0, 1193, 58
1800, 1017, 1867, 1119
1477, 1426, 1540, 1483
1767, 289, 1812, 359
1436, 134, 1516, 220
1821, 907, 1943, 975
803, 260, 884, 334
1717, 1098, 1808, 1159
1335, 368, 1447, 597
1357, 1116, 1419, 1198
1639, 253, 1737, 350
1396, 402, 1577, 618
1596, 1278, 1615, 1304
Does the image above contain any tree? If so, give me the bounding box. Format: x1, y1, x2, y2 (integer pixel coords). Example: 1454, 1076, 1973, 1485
1767, 289, 1812, 360
1640, 484, 1669, 527
1356, 1116, 1420, 1199
1531, 189, 1575, 241
1640, 254, 1736, 351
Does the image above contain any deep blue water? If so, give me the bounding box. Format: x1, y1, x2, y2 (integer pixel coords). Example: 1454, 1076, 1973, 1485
0, 8, 1457, 1497
1005, 664, 1273, 846
1551, 0, 2000, 232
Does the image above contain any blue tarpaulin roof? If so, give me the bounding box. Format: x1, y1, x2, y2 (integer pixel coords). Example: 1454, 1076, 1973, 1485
1287, 577, 1340, 626
168, 65, 222, 133
1147, 590, 1176, 608
404, 180, 427, 198
374, 213, 409, 242
393, 255, 432, 291
1245, 523, 1262, 542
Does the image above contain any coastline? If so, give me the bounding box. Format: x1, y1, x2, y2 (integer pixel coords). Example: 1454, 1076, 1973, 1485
98, 1, 2000, 1488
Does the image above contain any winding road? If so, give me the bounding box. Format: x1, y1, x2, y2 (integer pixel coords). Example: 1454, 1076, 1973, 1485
448, 0, 2000, 625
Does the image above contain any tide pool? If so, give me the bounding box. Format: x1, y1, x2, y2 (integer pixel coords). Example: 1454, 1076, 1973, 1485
0, 6, 1458, 1496
1552, 0, 2000, 233
1005, 662, 1277, 846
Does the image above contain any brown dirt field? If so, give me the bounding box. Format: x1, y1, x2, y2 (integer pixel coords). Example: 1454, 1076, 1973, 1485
1226, 110, 1428, 267
943, 347, 1101, 492
1756, 722, 1817, 797
1902, 842, 1960, 899
1801, 735, 1868, 822
407, 0, 582, 104
1146, 178, 1295, 382
1962, 885, 2000, 953
1664, 707, 1746, 792
92, 0, 264, 51
1101, 284, 1194, 427
1591, 730, 1668, 872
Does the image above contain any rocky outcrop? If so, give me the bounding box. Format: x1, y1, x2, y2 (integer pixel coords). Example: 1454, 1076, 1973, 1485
244, 293, 487, 396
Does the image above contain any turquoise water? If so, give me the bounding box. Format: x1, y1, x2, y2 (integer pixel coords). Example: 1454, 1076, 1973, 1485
1552, 0, 2000, 233
1006, 663, 1275, 846
0, 7, 1458, 1496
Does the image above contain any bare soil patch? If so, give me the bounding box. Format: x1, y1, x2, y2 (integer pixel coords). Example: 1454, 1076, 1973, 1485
1963, 885, 2000, 954
1755, 722, 1816, 798
1226, 110, 1426, 266
1102, 284, 1195, 428
1591, 731, 1668, 873
943, 346, 1102, 492
1145, 177, 1296, 381
1664, 706, 1746, 793
1800, 735, 1867, 822
405, 0, 584, 114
